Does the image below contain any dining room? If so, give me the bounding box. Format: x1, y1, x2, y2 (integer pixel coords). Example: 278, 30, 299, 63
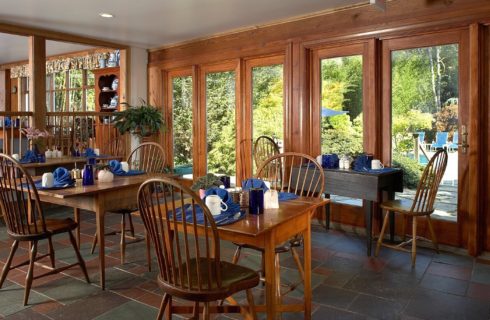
0, 0, 490, 319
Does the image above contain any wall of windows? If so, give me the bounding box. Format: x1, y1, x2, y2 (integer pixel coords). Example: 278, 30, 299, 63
46, 69, 95, 112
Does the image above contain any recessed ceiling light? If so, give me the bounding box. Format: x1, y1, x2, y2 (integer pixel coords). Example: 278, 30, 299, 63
99, 12, 114, 18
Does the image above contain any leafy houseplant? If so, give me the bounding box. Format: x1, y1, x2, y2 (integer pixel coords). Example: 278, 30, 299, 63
113, 100, 165, 137
191, 174, 223, 196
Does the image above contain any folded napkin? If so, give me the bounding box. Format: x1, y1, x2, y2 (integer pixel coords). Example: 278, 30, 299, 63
108, 160, 145, 176
204, 187, 241, 214
34, 167, 75, 189
320, 154, 339, 169
172, 204, 245, 226
352, 167, 399, 174
242, 178, 269, 191
242, 178, 298, 202
20, 150, 38, 164
83, 148, 97, 157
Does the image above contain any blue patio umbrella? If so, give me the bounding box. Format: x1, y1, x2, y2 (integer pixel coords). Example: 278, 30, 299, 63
321, 107, 349, 117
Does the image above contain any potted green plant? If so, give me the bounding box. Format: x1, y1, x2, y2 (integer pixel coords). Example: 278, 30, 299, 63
113, 100, 165, 137
191, 173, 223, 198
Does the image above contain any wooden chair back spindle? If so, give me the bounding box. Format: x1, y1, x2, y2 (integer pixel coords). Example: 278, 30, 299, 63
410, 149, 448, 214
138, 178, 222, 293
253, 136, 280, 173
0, 154, 46, 238
127, 142, 166, 173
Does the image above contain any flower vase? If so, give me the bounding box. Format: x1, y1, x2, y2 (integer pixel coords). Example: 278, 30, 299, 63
32, 144, 45, 163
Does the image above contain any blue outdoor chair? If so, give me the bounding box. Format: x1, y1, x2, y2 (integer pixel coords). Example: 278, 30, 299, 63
430, 132, 448, 150
448, 131, 458, 152
416, 132, 426, 149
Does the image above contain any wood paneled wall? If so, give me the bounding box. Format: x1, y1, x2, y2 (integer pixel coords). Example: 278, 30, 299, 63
148, 0, 490, 254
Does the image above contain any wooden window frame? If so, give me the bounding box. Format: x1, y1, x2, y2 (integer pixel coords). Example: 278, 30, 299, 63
46, 69, 95, 112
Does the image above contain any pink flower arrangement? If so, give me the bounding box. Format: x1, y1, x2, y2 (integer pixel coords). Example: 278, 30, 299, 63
21, 127, 51, 140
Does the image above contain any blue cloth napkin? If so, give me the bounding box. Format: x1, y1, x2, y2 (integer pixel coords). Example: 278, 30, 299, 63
242, 178, 269, 191
20, 150, 38, 164
33, 167, 75, 190
352, 167, 399, 174
278, 192, 299, 201
320, 154, 339, 169
83, 148, 97, 157
108, 160, 145, 176
171, 204, 245, 226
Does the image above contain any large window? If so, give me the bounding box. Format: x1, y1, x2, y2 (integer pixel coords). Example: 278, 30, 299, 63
172, 75, 193, 173
46, 69, 95, 112
206, 71, 236, 176
252, 64, 284, 147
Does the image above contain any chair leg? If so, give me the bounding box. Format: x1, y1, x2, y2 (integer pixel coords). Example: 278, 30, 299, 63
145, 232, 151, 272
90, 232, 97, 254
426, 215, 439, 253
261, 254, 265, 285
411, 216, 417, 267
24, 241, 38, 306
291, 247, 305, 283
68, 230, 90, 283
203, 302, 210, 320
275, 253, 282, 299
401, 215, 408, 242
245, 289, 257, 320
192, 301, 199, 319
120, 214, 126, 264
128, 213, 135, 237
375, 211, 390, 257
156, 293, 170, 320
0, 240, 19, 288
231, 246, 242, 264
48, 237, 56, 268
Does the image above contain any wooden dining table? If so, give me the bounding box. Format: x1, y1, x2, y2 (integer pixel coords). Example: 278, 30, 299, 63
23, 173, 173, 290
147, 196, 329, 320
21, 155, 122, 176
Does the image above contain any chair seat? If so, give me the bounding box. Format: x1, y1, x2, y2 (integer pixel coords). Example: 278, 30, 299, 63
159, 258, 259, 301
29, 218, 77, 235
380, 199, 432, 216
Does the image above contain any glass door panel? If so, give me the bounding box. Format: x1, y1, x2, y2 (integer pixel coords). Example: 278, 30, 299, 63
391, 44, 459, 221
172, 75, 193, 177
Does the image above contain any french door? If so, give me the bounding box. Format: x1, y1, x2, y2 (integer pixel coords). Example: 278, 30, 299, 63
381, 30, 470, 247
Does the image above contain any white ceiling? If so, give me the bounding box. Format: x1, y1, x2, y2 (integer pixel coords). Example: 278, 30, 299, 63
0, 0, 366, 64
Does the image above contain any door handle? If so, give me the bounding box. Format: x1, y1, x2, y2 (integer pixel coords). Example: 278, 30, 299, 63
458, 125, 469, 154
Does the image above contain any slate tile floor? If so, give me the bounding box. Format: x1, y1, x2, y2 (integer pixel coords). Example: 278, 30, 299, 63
0, 207, 489, 319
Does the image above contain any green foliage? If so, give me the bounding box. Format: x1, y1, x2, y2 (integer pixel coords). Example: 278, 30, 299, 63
113, 100, 165, 137
392, 110, 432, 152
172, 76, 193, 166
392, 153, 423, 189
321, 114, 363, 155
191, 173, 223, 191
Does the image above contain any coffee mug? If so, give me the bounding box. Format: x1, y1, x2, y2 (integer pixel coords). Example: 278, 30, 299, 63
205, 195, 228, 216
120, 161, 129, 172
371, 159, 384, 169
94, 148, 100, 156
11, 154, 19, 161
42, 172, 54, 188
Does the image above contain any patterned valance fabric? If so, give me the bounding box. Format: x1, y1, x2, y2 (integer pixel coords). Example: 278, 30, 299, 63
10, 51, 115, 78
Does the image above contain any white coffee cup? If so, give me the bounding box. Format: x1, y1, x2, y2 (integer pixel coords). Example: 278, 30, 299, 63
42, 172, 55, 188
205, 195, 228, 216
343, 159, 351, 169
371, 159, 384, 170
45, 149, 53, 159
94, 148, 100, 156
339, 159, 345, 169
56, 150, 63, 158
120, 161, 129, 172
11, 154, 19, 161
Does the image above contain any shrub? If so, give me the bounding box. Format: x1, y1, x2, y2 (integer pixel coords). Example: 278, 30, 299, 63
392, 153, 424, 189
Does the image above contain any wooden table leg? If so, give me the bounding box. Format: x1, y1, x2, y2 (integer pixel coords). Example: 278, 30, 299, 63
365, 200, 373, 256
74, 208, 81, 249
388, 191, 395, 242
95, 196, 106, 289
264, 230, 277, 320
303, 215, 312, 320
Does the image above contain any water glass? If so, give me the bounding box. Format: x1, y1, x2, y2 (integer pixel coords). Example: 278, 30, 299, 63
82, 164, 94, 186
249, 188, 264, 215
220, 176, 231, 188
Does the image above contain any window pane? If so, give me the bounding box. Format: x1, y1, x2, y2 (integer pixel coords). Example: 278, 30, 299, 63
54, 91, 65, 111
69, 70, 82, 88
54, 72, 66, 89
87, 70, 95, 86
206, 71, 236, 176
69, 90, 82, 111
252, 64, 284, 148
391, 44, 459, 221
321, 55, 363, 206
321, 55, 363, 155
85, 88, 95, 111
172, 76, 193, 172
